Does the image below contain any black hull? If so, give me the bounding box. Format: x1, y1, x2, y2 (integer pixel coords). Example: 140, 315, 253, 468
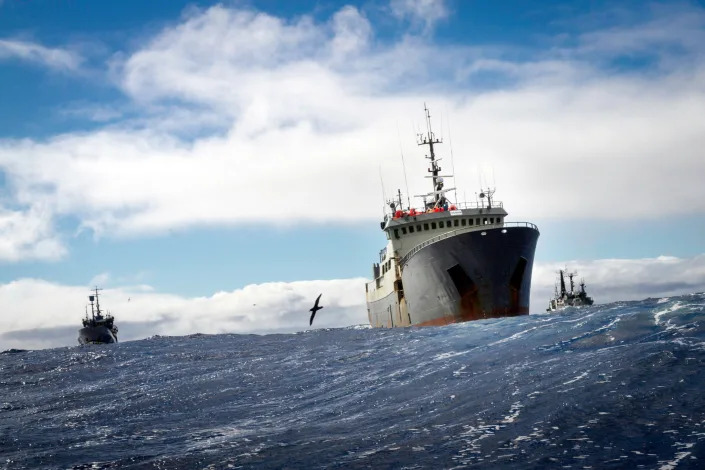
78, 326, 117, 345
368, 225, 539, 327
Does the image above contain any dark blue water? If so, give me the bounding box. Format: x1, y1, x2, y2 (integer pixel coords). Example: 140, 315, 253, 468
2, 294, 705, 469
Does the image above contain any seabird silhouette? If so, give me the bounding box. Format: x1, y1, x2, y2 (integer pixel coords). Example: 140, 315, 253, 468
309, 294, 323, 326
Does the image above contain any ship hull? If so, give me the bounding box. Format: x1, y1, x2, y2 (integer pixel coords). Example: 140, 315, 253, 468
368, 225, 539, 327
78, 326, 117, 345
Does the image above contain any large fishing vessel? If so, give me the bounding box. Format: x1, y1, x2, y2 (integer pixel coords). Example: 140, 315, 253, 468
78, 287, 118, 345
365, 106, 540, 327
546, 270, 594, 312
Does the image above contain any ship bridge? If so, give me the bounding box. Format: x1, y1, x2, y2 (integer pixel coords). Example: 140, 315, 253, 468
382, 199, 508, 261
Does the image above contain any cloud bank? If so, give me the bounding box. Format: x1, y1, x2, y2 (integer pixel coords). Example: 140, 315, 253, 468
2, 254, 705, 351
0, 2, 704, 260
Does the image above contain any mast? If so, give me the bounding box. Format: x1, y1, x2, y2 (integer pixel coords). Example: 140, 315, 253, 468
567, 272, 576, 294
418, 104, 443, 205
559, 270, 566, 296
89, 294, 95, 320
90, 287, 103, 319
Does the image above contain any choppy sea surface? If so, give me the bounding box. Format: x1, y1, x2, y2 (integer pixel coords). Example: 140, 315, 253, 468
2, 293, 705, 469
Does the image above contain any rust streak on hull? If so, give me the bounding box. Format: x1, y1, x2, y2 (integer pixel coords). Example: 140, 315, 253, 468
416, 307, 529, 327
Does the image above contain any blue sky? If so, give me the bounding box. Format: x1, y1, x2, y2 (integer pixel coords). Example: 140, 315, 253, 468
1, 0, 705, 349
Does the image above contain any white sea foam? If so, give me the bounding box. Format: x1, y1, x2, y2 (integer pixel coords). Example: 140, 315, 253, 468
654, 302, 682, 325
501, 402, 523, 424
488, 326, 539, 346
658, 442, 694, 470
563, 371, 589, 385
433, 350, 469, 361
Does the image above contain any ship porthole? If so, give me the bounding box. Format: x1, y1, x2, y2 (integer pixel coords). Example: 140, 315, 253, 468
481, 231, 487, 236
501, 229, 507, 233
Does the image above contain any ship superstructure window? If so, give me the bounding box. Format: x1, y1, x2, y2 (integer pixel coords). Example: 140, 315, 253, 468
417, 225, 422, 232
424, 223, 429, 230
454, 219, 459, 227
461, 219, 466, 226
439, 221, 444, 228
402, 227, 407, 235
476, 218, 480, 225
469, 219, 473, 226
394, 229, 399, 239
431, 222, 437, 229
409, 226, 415, 233
490, 217, 494, 224
483, 218, 487, 224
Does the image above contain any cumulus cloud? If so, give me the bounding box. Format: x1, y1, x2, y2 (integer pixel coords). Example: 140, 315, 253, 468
0, 205, 66, 262
0, 38, 82, 71
3, 254, 705, 351
0, 3, 703, 255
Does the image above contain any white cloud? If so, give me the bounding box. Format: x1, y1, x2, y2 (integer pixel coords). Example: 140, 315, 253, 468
3, 253, 705, 351
89, 272, 111, 287
0, 38, 82, 71
0, 3, 703, 253
390, 0, 449, 33
531, 254, 705, 309
0, 277, 368, 351
0, 204, 66, 262
330, 6, 372, 60
575, 4, 705, 61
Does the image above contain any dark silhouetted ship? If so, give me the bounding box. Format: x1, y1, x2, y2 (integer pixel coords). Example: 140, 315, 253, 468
78, 287, 118, 345
365, 106, 540, 327
546, 270, 594, 312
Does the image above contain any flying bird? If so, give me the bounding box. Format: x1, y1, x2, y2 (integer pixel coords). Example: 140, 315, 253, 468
309, 294, 323, 326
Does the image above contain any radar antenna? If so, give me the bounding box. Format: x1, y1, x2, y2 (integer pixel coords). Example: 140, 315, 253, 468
414, 104, 456, 209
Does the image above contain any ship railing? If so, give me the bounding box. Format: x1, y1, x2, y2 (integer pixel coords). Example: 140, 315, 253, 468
452, 201, 503, 210
399, 221, 539, 267
384, 200, 503, 218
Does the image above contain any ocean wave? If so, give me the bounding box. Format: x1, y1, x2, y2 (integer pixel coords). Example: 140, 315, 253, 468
1, 293, 704, 469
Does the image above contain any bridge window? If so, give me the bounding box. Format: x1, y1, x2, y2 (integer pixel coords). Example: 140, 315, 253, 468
409, 226, 415, 233
454, 219, 459, 227
402, 227, 407, 235
490, 217, 494, 224
394, 229, 400, 239
439, 221, 444, 228
476, 218, 480, 225
423, 223, 429, 230
431, 222, 437, 229
417, 224, 422, 232
482, 218, 487, 224
461, 218, 466, 226
469, 219, 473, 226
